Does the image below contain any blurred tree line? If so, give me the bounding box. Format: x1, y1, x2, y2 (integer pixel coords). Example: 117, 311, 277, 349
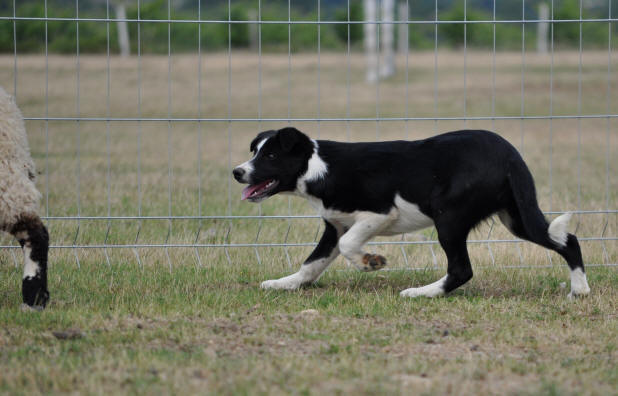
1, 0, 616, 54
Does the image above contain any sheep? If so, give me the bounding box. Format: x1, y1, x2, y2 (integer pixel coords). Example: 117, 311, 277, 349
0, 86, 49, 310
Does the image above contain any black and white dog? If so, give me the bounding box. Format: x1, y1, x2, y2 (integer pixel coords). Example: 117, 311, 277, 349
233, 127, 590, 298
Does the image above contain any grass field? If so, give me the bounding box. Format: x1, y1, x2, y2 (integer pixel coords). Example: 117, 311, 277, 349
0, 264, 616, 394
0, 50, 616, 394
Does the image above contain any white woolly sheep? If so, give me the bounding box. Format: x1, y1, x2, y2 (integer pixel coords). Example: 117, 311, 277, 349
0, 86, 49, 309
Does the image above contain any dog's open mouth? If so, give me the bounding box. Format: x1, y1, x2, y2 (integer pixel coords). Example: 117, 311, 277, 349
241, 179, 279, 202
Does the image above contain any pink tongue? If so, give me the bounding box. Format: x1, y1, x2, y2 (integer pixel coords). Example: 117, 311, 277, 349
241, 180, 271, 200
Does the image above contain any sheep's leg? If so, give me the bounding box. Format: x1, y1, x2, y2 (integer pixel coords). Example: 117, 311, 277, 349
11, 215, 49, 309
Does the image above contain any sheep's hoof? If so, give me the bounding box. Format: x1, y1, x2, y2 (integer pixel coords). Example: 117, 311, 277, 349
20, 303, 44, 312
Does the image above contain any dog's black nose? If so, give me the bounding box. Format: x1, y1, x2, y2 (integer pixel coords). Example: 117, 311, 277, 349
233, 168, 245, 181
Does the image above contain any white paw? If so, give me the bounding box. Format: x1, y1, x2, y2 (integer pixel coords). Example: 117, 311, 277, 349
400, 286, 444, 298
400, 276, 447, 298
400, 288, 424, 298
567, 268, 590, 299
260, 274, 304, 290
567, 285, 590, 299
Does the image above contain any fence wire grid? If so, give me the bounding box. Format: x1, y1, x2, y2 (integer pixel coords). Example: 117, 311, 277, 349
1, 0, 616, 271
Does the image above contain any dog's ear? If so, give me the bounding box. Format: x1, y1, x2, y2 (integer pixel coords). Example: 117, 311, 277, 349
278, 127, 302, 152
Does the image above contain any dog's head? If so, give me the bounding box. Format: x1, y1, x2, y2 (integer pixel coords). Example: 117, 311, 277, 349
233, 127, 315, 203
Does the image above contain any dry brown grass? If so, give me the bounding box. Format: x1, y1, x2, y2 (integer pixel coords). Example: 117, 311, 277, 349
0, 50, 615, 269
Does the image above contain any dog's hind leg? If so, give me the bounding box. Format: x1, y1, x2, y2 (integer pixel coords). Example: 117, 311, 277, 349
261, 220, 342, 290
401, 220, 472, 298
503, 158, 589, 297
338, 210, 397, 271
499, 208, 589, 298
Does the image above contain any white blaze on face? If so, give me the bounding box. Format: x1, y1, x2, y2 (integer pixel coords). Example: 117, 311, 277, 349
235, 137, 270, 181
255, 138, 268, 153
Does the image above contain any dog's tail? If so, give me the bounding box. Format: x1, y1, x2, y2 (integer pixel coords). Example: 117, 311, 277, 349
506, 156, 571, 248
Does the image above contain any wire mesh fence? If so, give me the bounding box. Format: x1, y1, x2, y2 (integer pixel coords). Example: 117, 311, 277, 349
0, 1, 616, 271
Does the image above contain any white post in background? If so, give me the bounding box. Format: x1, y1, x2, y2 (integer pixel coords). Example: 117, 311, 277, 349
398, 1, 408, 55
364, 0, 378, 82
537, 3, 549, 54
114, 1, 130, 57
380, 0, 395, 78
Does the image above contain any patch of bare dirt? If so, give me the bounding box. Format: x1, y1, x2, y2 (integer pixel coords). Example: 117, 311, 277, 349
52, 328, 85, 340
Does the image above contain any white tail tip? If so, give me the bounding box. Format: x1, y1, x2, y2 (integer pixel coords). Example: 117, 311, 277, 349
548, 212, 572, 247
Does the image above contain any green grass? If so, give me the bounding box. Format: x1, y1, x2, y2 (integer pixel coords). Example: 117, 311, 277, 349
0, 260, 616, 395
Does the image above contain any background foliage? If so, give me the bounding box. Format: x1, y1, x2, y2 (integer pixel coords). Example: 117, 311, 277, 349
1, 0, 617, 54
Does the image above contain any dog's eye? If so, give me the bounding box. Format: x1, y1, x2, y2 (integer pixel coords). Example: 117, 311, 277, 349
266, 153, 277, 160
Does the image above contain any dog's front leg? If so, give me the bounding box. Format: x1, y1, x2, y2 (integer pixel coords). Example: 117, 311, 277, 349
338, 211, 397, 271
261, 220, 342, 290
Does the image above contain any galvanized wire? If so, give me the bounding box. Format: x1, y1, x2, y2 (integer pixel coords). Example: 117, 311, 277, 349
0, 236, 615, 251
604, 0, 613, 265
104, 0, 111, 268
73, 0, 81, 269
21, 114, 618, 122
195, 0, 203, 268
5, 2, 616, 270
3, 16, 618, 25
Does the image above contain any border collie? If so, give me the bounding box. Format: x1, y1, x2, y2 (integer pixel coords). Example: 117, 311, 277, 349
233, 127, 590, 298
